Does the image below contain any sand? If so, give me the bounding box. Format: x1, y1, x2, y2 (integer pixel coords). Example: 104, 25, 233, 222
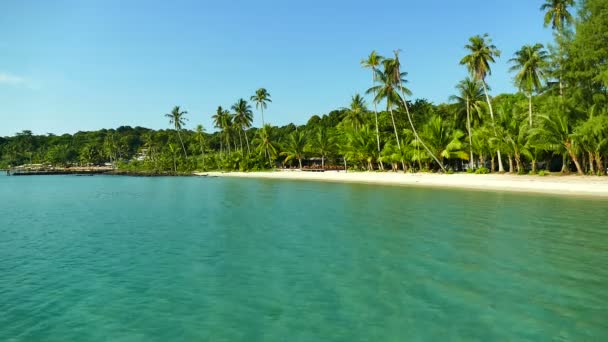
195, 170, 608, 198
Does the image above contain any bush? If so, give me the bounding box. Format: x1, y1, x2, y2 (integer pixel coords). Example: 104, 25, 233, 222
538, 170, 549, 176
446, 169, 455, 174
466, 168, 474, 174
475, 167, 490, 174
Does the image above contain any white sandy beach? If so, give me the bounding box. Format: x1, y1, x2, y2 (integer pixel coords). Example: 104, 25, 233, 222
195, 170, 608, 197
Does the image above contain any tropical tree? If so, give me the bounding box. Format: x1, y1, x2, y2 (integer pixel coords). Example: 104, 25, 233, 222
232, 98, 254, 154
250, 88, 272, 127
211, 106, 233, 156
281, 130, 307, 169
460, 34, 505, 172
253, 124, 278, 167
361, 51, 384, 155
529, 111, 583, 174
418, 116, 468, 166
509, 44, 549, 125
311, 127, 335, 169
342, 94, 368, 131
195, 124, 207, 169
164, 106, 188, 157
450, 77, 486, 168
392, 50, 446, 171
541, 0, 574, 96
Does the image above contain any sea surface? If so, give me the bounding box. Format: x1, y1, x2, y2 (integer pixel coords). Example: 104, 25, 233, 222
1, 174, 607, 341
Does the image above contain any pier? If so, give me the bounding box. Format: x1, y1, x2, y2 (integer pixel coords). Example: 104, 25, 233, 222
6, 166, 113, 176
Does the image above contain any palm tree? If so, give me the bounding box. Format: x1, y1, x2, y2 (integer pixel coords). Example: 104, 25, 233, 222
168, 143, 178, 173
391, 50, 446, 171
361, 51, 384, 155
281, 130, 307, 169
211, 106, 233, 156
366, 59, 407, 151
165, 106, 188, 158
529, 112, 583, 175
253, 124, 278, 167
541, 0, 574, 97
232, 98, 254, 154
509, 44, 549, 126
195, 124, 206, 169
311, 127, 335, 169
460, 34, 505, 172
342, 94, 367, 131
418, 116, 469, 166
450, 78, 486, 168
250, 88, 272, 127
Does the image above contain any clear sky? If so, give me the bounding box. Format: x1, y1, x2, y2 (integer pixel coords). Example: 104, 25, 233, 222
0, 0, 554, 136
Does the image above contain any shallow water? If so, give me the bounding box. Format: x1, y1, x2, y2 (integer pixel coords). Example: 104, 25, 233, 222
1, 175, 607, 341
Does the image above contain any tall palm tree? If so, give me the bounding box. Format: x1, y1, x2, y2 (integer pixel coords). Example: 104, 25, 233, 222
232, 98, 254, 154
450, 78, 486, 168
509, 44, 549, 126
342, 94, 367, 131
529, 112, 583, 175
541, 0, 574, 97
281, 130, 307, 169
460, 34, 505, 172
366, 60, 407, 151
211, 106, 233, 155
164, 106, 188, 158
250, 88, 272, 127
361, 51, 384, 155
195, 124, 206, 169
392, 50, 446, 171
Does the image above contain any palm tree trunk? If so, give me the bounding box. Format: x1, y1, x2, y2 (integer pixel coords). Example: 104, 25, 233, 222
237, 129, 243, 152
595, 153, 605, 175
388, 106, 401, 150
515, 153, 522, 173
466, 97, 474, 169
508, 155, 514, 173
528, 94, 533, 126
244, 129, 250, 154
177, 130, 188, 158
589, 151, 595, 174
371, 72, 381, 157
482, 81, 505, 172
261, 108, 265, 128
398, 84, 446, 172
321, 156, 325, 169
298, 158, 302, 169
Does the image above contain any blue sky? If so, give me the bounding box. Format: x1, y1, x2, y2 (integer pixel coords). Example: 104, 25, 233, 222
0, 0, 554, 136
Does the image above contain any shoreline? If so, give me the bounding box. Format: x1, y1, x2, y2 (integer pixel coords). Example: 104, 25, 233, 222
195, 171, 608, 198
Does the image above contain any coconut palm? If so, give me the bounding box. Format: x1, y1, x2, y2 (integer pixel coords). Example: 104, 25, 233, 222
361, 51, 384, 154
250, 88, 272, 127
211, 106, 233, 156
311, 127, 335, 169
253, 124, 278, 167
391, 50, 446, 171
529, 112, 583, 175
541, 0, 574, 97
460, 34, 505, 172
281, 130, 307, 169
417, 116, 469, 165
342, 94, 368, 131
164, 106, 188, 158
509, 44, 549, 126
366, 59, 408, 151
450, 78, 486, 168
195, 124, 206, 169
232, 98, 254, 154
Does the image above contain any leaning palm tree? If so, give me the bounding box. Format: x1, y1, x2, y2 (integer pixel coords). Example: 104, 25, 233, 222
450, 77, 486, 168
342, 94, 367, 131
165, 106, 188, 158
391, 51, 446, 171
281, 130, 307, 169
232, 98, 254, 154
250, 88, 272, 127
460, 34, 505, 172
509, 44, 549, 126
195, 124, 206, 169
361, 51, 384, 155
541, 0, 574, 97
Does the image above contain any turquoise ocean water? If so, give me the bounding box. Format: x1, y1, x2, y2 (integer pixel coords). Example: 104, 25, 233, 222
1, 174, 607, 341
